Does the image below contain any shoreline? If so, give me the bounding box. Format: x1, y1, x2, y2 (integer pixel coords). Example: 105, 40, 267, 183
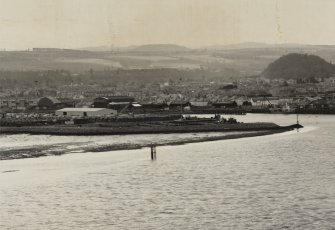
84, 129, 290, 152
0, 122, 300, 136
0, 129, 292, 161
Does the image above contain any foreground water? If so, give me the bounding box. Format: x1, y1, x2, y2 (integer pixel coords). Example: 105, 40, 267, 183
0, 114, 334, 229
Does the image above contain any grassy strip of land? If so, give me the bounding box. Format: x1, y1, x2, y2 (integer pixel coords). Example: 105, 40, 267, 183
0, 122, 289, 135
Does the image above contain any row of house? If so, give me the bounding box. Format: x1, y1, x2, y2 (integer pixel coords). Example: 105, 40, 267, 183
3, 94, 335, 117
0, 98, 37, 111
51, 96, 241, 117
0, 95, 289, 114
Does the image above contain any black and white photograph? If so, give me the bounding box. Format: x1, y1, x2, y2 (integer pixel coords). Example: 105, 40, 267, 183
0, 0, 334, 229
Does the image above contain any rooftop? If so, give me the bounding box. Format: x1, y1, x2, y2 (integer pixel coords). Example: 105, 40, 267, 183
56, 108, 110, 112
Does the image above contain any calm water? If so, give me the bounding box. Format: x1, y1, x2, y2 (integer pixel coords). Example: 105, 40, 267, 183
0, 114, 335, 229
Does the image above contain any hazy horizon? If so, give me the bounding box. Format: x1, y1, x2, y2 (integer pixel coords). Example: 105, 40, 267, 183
3, 42, 335, 52
1, 0, 335, 50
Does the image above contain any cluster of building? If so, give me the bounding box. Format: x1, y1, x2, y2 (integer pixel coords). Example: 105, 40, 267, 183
1, 75, 335, 116
2, 90, 335, 117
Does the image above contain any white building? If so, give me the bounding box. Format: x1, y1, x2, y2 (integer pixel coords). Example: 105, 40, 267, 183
55, 108, 117, 117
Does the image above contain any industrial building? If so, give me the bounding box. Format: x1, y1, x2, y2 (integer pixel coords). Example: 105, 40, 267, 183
55, 108, 117, 117
212, 101, 238, 108
38, 97, 75, 110
92, 96, 135, 108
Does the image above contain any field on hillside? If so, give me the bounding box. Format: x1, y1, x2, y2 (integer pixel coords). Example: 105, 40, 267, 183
1, 45, 335, 77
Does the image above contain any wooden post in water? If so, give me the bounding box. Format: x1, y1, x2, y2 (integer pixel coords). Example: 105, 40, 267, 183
296, 113, 300, 132
150, 144, 156, 160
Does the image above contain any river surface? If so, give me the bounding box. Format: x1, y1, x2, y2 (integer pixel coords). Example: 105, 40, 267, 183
0, 114, 334, 229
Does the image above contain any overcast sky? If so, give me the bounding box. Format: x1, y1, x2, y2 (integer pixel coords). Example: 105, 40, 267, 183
1, 0, 335, 50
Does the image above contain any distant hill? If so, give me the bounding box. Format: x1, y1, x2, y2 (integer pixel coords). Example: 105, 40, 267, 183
261, 53, 335, 80
131, 44, 191, 52
202, 42, 269, 50
200, 42, 311, 50
81, 44, 191, 53
3, 45, 335, 77
79, 45, 138, 52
